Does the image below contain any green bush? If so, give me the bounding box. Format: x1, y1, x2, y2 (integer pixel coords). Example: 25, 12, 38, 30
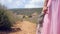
0, 5, 16, 29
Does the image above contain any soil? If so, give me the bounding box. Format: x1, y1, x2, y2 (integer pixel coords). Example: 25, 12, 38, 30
0, 21, 36, 34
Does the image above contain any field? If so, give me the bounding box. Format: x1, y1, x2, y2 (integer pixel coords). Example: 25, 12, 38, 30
12, 8, 43, 23
0, 7, 42, 34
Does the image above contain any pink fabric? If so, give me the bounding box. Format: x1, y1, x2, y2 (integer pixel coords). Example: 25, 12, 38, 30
41, 0, 60, 34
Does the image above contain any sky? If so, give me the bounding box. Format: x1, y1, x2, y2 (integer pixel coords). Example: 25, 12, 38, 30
0, 0, 44, 9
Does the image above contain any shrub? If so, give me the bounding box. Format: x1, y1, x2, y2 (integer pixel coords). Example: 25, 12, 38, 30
0, 5, 16, 30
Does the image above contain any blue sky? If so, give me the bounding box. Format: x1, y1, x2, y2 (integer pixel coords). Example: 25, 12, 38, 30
0, 0, 44, 9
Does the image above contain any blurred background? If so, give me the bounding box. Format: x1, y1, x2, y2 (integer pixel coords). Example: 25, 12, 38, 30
0, 0, 44, 34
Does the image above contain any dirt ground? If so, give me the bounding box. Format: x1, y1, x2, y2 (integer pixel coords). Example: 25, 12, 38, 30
0, 21, 36, 34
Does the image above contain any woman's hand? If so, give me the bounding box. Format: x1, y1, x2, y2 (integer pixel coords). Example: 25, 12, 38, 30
42, 6, 48, 14
42, 0, 48, 14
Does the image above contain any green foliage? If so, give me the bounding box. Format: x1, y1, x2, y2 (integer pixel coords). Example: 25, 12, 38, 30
0, 5, 16, 29
9, 8, 43, 16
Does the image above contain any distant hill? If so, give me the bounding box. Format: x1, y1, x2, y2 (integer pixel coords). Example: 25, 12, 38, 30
9, 8, 43, 16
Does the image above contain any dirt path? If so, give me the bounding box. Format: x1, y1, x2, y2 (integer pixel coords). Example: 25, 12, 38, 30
8, 21, 36, 34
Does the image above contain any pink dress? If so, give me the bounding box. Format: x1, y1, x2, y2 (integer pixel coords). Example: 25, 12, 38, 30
41, 0, 60, 34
